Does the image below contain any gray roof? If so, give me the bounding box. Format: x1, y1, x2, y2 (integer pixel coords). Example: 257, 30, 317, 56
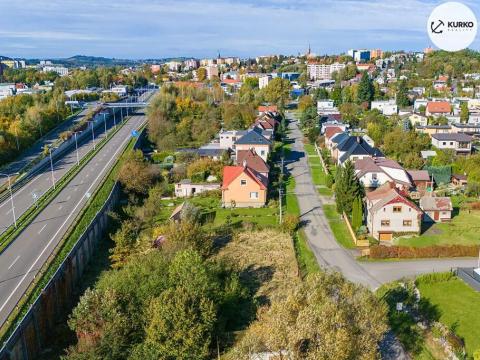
419, 196, 453, 211
338, 136, 384, 163
235, 130, 272, 145
431, 133, 472, 142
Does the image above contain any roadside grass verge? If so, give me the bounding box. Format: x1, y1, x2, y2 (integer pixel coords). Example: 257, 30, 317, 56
0, 119, 139, 345
294, 230, 320, 276
323, 204, 355, 249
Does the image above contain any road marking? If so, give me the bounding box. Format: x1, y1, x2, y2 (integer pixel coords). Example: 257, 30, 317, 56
8, 256, 20, 270
38, 224, 47, 234
58, 205, 63, 210
0, 120, 143, 316
5, 208, 12, 215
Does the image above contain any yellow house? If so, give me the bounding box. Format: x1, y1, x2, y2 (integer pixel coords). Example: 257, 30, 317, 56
221, 166, 267, 208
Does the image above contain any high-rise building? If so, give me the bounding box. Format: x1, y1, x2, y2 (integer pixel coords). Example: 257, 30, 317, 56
307, 62, 346, 80
370, 49, 383, 59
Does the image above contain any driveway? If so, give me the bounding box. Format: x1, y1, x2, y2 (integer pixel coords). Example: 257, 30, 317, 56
285, 112, 477, 290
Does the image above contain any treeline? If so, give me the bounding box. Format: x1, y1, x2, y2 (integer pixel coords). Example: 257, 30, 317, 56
147, 84, 256, 151
0, 67, 58, 84
0, 91, 71, 166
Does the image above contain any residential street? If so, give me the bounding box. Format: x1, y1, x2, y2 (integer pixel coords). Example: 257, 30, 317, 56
286, 112, 477, 289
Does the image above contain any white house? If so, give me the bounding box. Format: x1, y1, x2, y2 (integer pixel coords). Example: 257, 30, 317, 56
366, 182, 422, 241
420, 196, 453, 223
175, 180, 220, 198
355, 157, 412, 190
371, 100, 398, 116
431, 133, 472, 155
259, 75, 272, 89
219, 130, 247, 150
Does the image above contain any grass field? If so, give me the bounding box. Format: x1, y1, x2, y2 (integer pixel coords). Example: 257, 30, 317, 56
397, 209, 480, 247
416, 276, 480, 356
323, 204, 355, 249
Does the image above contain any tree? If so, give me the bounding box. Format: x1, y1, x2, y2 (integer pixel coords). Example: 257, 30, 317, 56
196, 68, 207, 81
335, 160, 364, 215
418, 105, 426, 115
351, 196, 363, 230
231, 272, 388, 360
460, 102, 469, 123
263, 77, 292, 109
117, 149, 157, 195
357, 71, 374, 106
396, 79, 410, 107
298, 95, 314, 113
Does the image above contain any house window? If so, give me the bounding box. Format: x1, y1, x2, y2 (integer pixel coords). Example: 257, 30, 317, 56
261, 150, 266, 156
403, 220, 412, 226
250, 192, 259, 199
442, 142, 446, 145
240, 179, 247, 186
393, 206, 402, 213
372, 173, 378, 180
450, 142, 454, 146
381, 220, 390, 227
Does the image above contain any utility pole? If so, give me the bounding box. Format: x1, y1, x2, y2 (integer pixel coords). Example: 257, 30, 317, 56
103, 113, 108, 139
112, 108, 117, 129
88, 121, 96, 150
1, 173, 19, 228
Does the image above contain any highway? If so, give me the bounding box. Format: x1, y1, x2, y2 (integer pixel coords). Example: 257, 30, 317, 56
0, 91, 153, 235
0, 111, 147, 327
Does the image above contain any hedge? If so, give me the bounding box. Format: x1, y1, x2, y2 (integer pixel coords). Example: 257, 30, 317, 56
370, 245, 479, 259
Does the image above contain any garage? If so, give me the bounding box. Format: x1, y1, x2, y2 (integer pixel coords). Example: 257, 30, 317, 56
379, 232, 393, 241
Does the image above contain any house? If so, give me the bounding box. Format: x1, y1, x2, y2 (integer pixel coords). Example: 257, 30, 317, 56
324, 127, 344, 148
407, 170, 431, 194
425, 101, 451, 117
355, 157, 412, 190
258, 105, 278, 113
371, 100, 398, 116
335, 136, 384, 166
415, 124, 452, 137
235, 130, 272, 162
169, 202, 186, 223
219, 130, 247, 150
421, 150, 437, 160
451, 174, 468, 187
221, 165, 267, 208
420, 196, 453, 222
236, 149, 270, 179
175, 179, 220, 198
431, 133, 472, 155
321, 120, 347, 134
409, 113, 428, 127
366, 182, 423, 241
197, 145, 228, 160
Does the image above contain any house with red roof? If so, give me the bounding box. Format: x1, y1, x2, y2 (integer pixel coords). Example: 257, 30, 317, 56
425, 101, 451, 117
366, 182, 423, 241
354, 157, 412, 190
258, 105, 278, 113
236, 149, 270, 179
324, 127, 344, 148
221, 165, 267, 208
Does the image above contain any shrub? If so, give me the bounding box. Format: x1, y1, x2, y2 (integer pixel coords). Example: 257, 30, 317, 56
370, 245, 479, 259
281, 214, 300, 234
325, 174, 334, 188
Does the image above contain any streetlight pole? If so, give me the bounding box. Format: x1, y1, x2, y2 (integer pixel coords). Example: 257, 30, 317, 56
48, 147, 56, 189
74, 132, 80, 166
88, 121, 96, 149
103, 113, 107, 139
113, 108, 117, 129
1, 173, 19, 228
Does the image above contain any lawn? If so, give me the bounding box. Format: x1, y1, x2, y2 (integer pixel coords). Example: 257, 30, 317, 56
303, 143, 332, 192
416, 276, 480, 356
397, 209, 480, 247
323, 204, 355, 249
285, 175, 300, 216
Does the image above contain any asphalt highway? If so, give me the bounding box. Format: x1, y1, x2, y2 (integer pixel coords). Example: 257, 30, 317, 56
0, 112, 146, 327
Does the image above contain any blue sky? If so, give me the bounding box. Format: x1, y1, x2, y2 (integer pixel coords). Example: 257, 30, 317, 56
1, 0, 480, 59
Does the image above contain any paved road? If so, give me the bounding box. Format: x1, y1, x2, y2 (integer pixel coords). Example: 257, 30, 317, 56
0, 111, 117, 235
0, 112, 147, 327
285, 111, 477, 289
0, 108, 92, 186
0, 91, 153, 235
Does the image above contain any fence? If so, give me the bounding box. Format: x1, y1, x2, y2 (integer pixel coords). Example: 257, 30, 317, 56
314, 142, 329, 175
342, 212, 369, 248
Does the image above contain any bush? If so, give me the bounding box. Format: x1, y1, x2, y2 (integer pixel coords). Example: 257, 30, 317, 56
325, 174, 334, 188
281, 214, 300, 234
415, 272, 455, 285
370, 245, 479, 259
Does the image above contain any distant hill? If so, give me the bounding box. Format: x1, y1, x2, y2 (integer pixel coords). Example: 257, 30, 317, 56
55, 55, 140, 67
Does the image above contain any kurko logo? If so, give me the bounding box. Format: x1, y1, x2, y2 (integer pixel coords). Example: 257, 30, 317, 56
430, 20, 445, 34
427, 2, 477, 52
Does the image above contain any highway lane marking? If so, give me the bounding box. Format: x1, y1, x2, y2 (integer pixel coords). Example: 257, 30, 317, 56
0, 119, 144, 316
0, 173, 43, 210
5, 208, 13, 215
38, 224, 47, 234
8, 256, 20, 270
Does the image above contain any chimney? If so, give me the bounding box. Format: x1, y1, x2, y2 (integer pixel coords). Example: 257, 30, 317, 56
242, 159, 247, 168
356, 136, 362, 143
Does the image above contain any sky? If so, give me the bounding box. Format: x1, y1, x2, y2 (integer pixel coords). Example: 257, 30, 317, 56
1, 0, 480, 59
